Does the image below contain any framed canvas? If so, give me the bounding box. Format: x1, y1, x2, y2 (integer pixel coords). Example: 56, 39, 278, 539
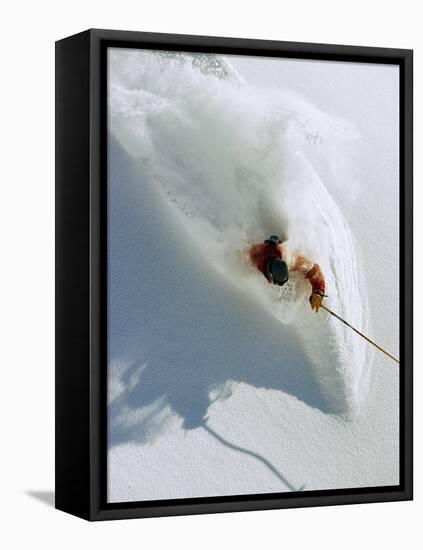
55, 29, 413, 521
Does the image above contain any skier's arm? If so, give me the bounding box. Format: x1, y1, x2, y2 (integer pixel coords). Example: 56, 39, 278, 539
291, 254, 325, 311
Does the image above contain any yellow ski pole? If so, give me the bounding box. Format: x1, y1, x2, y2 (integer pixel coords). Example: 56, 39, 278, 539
320, 304, 400, 365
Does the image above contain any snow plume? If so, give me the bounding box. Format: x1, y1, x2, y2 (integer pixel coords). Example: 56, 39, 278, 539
108, 48, 372, 417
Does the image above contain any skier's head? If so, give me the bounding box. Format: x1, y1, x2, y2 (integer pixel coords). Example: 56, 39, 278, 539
264, 235, 281, 247
266, 257, 289, 286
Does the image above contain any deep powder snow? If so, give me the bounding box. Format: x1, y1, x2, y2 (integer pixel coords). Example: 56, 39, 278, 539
106, 49, 399, 501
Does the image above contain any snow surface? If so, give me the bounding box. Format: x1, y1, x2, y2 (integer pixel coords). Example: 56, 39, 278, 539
107, 49, 399, 502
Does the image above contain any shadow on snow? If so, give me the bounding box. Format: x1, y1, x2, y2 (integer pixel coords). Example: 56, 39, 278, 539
107, 137, 331, 489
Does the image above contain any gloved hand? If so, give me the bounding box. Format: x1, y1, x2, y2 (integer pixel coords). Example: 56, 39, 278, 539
309, 292, 324, 312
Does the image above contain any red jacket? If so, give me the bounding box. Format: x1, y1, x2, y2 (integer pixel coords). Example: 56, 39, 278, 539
249, 242, 325, 295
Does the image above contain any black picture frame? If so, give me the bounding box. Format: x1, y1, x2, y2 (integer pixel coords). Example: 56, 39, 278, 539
55, 28, 413, 521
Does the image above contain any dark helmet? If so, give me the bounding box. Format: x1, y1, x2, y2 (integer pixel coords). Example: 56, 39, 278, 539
264, 235, 281, 247
263, 235, 288, 286
266, 257, 289, 286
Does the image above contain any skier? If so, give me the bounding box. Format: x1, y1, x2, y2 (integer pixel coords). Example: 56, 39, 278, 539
249, 235, 326, 312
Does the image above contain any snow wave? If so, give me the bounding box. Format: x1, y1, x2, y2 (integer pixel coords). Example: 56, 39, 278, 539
108, 48, 372, 416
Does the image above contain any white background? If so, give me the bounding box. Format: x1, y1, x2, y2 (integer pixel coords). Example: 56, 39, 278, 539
0, 1, 420, 548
